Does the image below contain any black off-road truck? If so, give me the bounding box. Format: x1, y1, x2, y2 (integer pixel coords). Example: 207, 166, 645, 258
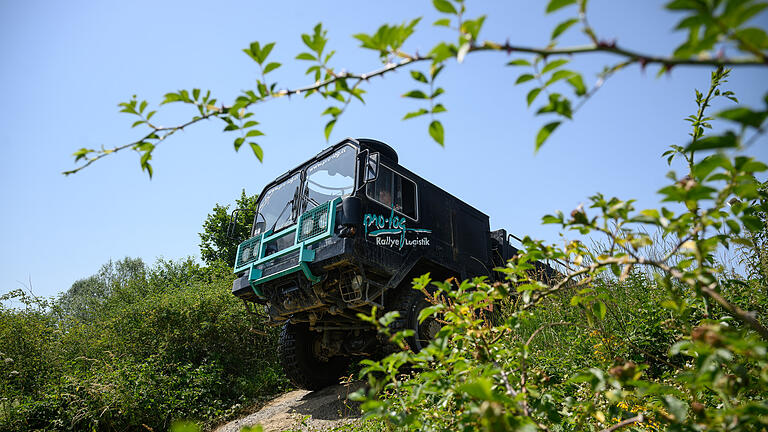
231, 138, 552, 390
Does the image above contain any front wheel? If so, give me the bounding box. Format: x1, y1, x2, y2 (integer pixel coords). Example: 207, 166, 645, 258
392, 288, 442, 352
278, 323, 349, 391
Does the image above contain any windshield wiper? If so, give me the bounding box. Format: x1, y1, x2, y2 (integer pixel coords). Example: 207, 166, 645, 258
304, 188, 320, 207
269, 200, 293, 233
269, 186, 299, 233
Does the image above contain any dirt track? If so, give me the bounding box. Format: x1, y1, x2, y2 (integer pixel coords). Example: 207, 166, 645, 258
215, 382, 363, 432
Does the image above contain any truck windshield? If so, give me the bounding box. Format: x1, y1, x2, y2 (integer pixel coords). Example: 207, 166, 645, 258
303, 145, 356, 210
255, 172, 301, 234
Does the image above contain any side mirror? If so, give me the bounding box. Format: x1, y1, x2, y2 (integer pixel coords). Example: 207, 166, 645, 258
227, 208, 255, 241
365, 152, 380, 183
340, 196, 362, 226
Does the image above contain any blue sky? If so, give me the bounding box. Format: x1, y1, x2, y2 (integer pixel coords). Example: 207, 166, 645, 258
1, 0, 766, 299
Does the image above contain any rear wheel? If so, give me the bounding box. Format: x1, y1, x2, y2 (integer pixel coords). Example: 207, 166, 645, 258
278, 323, 349, 391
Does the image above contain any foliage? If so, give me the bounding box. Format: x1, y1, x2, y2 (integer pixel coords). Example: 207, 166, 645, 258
64, 0, 768, 176
0, 258, 285, 431
199, 189, 259, 267
57, 257, 145, 322
347, 68, 768, 431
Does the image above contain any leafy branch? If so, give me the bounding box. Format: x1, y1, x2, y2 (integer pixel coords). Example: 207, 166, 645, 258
66, 0, 768, 177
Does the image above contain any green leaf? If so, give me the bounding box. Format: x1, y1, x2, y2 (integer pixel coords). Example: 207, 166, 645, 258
263, 62, 281, 74
662, 396, 688, 423
692, 153, 729, 180
551, 18, 579, 39
741, 160, 768, 173
717, 107, 767, 129
545, 69, 575, 86
546, 0, 577, 13
429, 120, 445, 146
295, 52, 316, 61
140, 151, 153, 179
432, 103, 447, 114
234, 137, 245, 151
593, 301, 607, 320
402, 90, 428, 99
460, 15, 486, 41
734, 27, 768, 50
410, 70, 429, 83
536, 121, 561, 152
685, 131, 738, 151
430, 42, 458, 64
418, 305, 442, 322
245, 129, 264, 138
726, 219, 741, 234
507, 59, 531, 67
742, 215, 763, 232
541, 59, 569, 74
430, 64, 445, 79
260, 42, 276, 62
433, 18, 452, 27
403, 109, 429, 120
322, 106, 342, 116
161, 92, 182, 104
515, 74, 535, 85
324, 119, 336, 141
527, 88, 542, 106
460, 378, 494, 400
566, 74, 587, 96
249, 142, 264, 162
537, 93, 573, 118
433, 0, 457, 14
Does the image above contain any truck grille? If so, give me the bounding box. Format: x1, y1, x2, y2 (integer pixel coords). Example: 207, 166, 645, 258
259, 249, 301, 278
297, 202, 330, 242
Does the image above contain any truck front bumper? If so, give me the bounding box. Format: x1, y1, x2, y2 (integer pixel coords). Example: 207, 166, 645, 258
232, 197, 349, 299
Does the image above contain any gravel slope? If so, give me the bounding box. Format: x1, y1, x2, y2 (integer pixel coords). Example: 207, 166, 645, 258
215, 382, 363, 432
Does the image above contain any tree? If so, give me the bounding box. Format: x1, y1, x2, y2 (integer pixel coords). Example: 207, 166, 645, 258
57, 257, 146, 321
198, 190, 259, 266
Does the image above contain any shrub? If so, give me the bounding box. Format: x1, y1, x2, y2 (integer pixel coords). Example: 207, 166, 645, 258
0, 258, 286, 431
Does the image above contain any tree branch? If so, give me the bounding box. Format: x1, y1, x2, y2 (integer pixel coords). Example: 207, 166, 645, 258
599, 414, 645, 432
66, 36, 766, 175
475, 40, 767, 67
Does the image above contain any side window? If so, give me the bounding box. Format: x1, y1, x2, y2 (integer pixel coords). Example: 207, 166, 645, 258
368, 165, 393, 206
398, 176, 416, 218
366, 166, 418, 219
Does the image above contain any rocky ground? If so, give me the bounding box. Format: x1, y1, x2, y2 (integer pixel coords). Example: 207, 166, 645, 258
214, 382, 364, 432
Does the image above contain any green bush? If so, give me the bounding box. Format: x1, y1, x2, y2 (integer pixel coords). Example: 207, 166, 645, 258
0, 258, 286, 432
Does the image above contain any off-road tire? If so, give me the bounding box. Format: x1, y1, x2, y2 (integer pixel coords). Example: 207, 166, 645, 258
391, 288, 441, 353
278, 323, 349, 391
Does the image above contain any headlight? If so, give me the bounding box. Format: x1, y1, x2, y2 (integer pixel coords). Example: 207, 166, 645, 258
302, 218, 314, 236
317, 214, 328, 230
